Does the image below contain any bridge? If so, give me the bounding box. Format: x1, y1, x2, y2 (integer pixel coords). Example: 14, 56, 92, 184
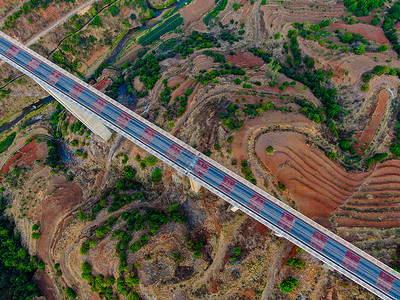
0, 31, 399, 299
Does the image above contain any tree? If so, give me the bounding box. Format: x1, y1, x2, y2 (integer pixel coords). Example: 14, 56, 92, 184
360, 83, 370, 91
124, 165, 137, 180
89, 15, 101, 27
152, 168, 162, 183
361, 73, 373, 82
391, 143, 400, 157
339, 140, 351, 151
280, 276, 299, 293
125, 274, 139, 287
81, 262, 92, 275
266, 146, 274, 154
127, 292, 141, 300
31, 232, 41, 240
95, 225, 111, 238
286, 258, 305, 269
233, 247, 242, 256
353, 44, 366, 55
143, 155, 158, 166
325, 151, 336, 159
234, 78, 242, 84
66, 287, 77, 298
372, 65, 391, 76
168, 203, 185, 222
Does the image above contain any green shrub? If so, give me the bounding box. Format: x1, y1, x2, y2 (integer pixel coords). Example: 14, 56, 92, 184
339, 140, 351, 151
124, 165, 137, 180
372, 65, 391, 76
234, 78, 242, 84
343, 0, 385, 16
168, 203, 185, 222
193, 251, 201, 258
241, 164, 257, 185
286, 258, 305, 269
377, 44, 390, 52
266, 146, 274, 154
66, 287, 77, 298
233, 247, 242, 256
95, 225, 112, 238
143, 155, 158, 166
108, 5, 120, 17
75, 149, 83, 157
325, 151, 336, 159
171, 251, 184, 262
278, 182, 286, 191
31, 232, 41, 240
233, 3, 239, 10
89, 15, 101, 26
366, 152, 388, 167
81, 262, 92, 275
391, 143, 400, 157
360, 83, 370, 91
152, 168, 162, 183
361, 73, 373, 82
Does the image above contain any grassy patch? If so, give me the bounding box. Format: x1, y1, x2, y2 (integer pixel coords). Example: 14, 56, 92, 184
138, 13, 184, 46
204, 0, 228, 25
154, 0, 175, 9
0, 132, 16, 154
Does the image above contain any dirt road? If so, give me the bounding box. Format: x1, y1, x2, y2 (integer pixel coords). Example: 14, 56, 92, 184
25, 0, 96, 47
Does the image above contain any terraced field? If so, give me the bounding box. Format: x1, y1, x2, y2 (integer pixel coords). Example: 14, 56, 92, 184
254, 130, 400, 229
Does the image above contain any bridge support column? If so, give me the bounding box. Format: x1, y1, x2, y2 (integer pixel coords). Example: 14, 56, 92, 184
189, 178, 202, 193
41, 85, 112, 141
229, 205, 239, 212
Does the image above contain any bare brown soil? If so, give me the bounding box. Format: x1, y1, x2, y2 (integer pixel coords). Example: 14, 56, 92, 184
255, 131, 368, 220
250, 128, 400, 228
226, 52, 264, 68
261, 1, 346, 29
36, 179, 83, 261
329, 23, 390, 45
1, 139, 48, 175
354, 89, 390, 154
93, 77, 113, 92
33, 270, 58, 300
180, 0, 215, 32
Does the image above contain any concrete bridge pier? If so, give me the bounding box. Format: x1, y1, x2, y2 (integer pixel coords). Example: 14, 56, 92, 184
189, 178, 202, 193
41, 84, 112, 141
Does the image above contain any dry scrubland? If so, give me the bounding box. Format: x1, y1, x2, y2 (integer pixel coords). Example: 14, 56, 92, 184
1, 0, 400, 299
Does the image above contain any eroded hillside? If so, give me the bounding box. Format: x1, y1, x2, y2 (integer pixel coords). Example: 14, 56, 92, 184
1, 0, 400, 299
